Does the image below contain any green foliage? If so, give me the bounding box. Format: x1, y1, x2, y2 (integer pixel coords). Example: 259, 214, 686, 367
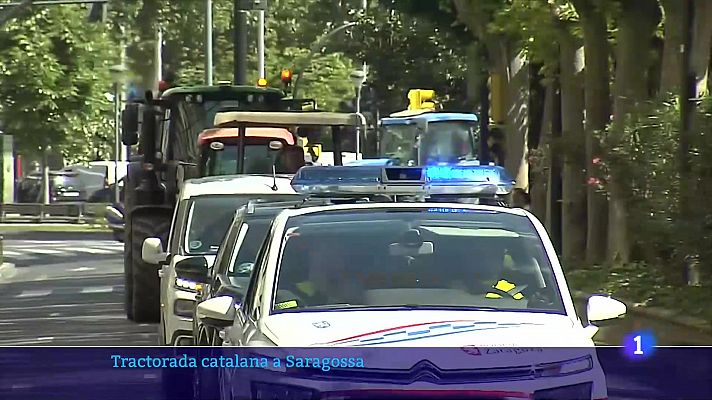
593, 96, 712, 269
490, 0, 576, 76
342, 2, 469, 113
0, 5, 117, 162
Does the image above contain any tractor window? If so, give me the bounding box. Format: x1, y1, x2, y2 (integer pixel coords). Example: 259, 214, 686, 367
419, 121, 478, 165
202, 140, 298, 176
380, 124, 417, 165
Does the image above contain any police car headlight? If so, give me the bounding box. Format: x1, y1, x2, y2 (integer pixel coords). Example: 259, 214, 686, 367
538, 355, 593, 377
533, 382, 593, 399
174, 278, 201, 293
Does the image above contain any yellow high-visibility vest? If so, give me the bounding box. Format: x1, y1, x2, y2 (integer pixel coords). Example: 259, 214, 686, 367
296, 281, 316, 297
485, 279, 524, 300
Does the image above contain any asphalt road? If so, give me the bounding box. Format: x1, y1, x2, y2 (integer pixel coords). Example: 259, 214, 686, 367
0, 231, 157, 346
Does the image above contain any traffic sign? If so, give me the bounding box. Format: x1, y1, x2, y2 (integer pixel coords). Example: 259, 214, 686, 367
236, 0, 267, 11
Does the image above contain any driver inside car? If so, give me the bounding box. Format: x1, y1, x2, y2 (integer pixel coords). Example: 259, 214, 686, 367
288, 241, 364, 307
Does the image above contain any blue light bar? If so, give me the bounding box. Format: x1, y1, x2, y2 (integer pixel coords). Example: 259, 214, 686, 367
291, 165, 515, 198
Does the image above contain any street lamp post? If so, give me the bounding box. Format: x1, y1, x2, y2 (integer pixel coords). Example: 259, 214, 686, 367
109, 64, 127, 204
292, 21, 357, 99
350, 65, 367, 160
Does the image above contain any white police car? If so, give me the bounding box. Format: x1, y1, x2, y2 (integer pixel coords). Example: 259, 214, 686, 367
196, 165, 625, 399
140, 174, 301, 346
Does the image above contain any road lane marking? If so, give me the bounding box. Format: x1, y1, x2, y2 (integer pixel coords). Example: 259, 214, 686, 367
0, 314, 130, 323
80, 286, 115, 294
73, 247, 117, 254
0, 302, 123, 312
2, 250, 20, 256
24, 248, 65, 255
68, 267, 96, 272
15, 289, 52, 298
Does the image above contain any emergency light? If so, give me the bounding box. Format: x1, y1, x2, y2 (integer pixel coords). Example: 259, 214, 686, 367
281, 69, 293, 84
290, 165, 515, 198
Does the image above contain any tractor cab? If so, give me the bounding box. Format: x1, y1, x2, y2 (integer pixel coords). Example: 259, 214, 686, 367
198, 113, 303, 176
204, 110, 364, 175
376, 89, 484, 167
379, 112, 479, 166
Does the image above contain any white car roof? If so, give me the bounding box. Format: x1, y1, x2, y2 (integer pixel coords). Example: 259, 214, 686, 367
179, 174, 296, 201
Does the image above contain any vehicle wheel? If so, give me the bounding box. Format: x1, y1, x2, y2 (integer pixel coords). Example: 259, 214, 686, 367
197, 326, 210, 346
158, 313, 166, 345
124, 225, 134, 320
130, 210, 171, 323
210, 327, 223, 347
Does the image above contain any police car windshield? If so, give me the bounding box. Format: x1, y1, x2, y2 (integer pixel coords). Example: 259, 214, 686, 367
273, 208, 565, 314
184, 194, 297, 255
228, 218, 272, 277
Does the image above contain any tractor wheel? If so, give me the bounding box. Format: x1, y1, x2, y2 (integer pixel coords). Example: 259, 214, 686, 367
130, 210, 171, 323
124, 224, 134, 320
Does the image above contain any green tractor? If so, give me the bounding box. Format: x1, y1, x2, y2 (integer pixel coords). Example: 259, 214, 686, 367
120, 83, 312, 322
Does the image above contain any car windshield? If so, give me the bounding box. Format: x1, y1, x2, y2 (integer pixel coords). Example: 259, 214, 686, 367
272, 208, 564, 314
228, 218, 272, 277
419, 121, 478, 165
183, 194, 295, 255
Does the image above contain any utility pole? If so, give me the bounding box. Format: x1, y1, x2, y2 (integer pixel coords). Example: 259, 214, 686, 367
233, 0, 248, 85
257, 9, 265, 79
206, 0, 213, 85
155, 26, 163, 92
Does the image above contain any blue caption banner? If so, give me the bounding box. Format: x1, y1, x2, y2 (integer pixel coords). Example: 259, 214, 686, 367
0, 346, 710, 399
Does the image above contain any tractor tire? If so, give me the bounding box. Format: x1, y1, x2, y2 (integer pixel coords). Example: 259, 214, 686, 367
130, 210, 171, 323
124, 226, 134, 320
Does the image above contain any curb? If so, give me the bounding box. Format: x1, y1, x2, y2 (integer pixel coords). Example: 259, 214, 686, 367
572, 290, 712, 334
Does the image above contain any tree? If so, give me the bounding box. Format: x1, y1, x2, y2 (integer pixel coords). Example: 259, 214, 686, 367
606, 0, 662, 264
0, 5, 117, 163
570, 0, 611, 265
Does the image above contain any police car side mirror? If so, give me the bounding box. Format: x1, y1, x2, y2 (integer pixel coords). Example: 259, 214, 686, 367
587, 295, 626, 323
197, 296, 236, 329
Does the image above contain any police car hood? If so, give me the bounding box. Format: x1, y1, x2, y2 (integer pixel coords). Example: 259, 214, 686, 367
262, 311, 595, 368
263, 310, 586, 346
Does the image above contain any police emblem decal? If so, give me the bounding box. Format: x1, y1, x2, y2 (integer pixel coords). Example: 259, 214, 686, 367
313, 321, 330, 328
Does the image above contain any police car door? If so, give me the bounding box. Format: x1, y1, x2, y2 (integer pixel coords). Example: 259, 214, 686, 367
225, 226, 273, 346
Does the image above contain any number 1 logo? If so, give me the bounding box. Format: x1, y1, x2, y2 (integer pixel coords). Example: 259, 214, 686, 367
633, 335, 643, 355
623, 330, 656, 359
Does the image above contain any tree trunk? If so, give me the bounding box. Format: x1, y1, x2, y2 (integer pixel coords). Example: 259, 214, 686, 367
690, 0, 712, 96
660, 0, 684, 94
572, 0, 610, 265
608, 0, 662, 264
559, 26, 587, 265
530, 83, 555, 222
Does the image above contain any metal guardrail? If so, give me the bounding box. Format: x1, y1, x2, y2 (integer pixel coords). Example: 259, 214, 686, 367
0, 203, 109, 224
